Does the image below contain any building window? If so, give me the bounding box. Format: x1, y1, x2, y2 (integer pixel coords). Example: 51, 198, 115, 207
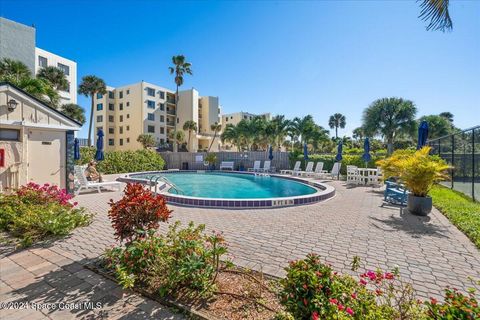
160, 127, 165, 134
159, 91, 165, 99
127, 138, 130, 143
225, 117, 228, 122
126, 102, 130, 107
109, 115, 114, 122
97, 115, 103, 122
108, 139, 114, 146
119, 126, 123, 134
147, 87, 155, 97
108, 103, 114, 111
159, 103, 165, 111
126, 125, 130, 131
126, 89, 130, 95
147, 113, 155, 121
119, 138, 124, 146
97, 126, 103, 133
96, 103, 103, 111
147, 100, 155, 109
109, 127, 114, 134
0, 129, 20, 141
119, 115, 123, 122
127, 114, 130, 119
57, 63, 70, 75
108, 91, 114, 99
147, 125, 155, 133
38, 56, 48, 68
119, 91, 123, 99
96, 93, 103, 99
119, 103, 123, 111
160, 115, 164, 122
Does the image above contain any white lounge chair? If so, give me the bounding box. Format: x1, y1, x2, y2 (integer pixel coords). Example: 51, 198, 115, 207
280, 161, 301, 175
260, 161, 271, 173
309, 162, 327, 178
248, 161, 261, 172
74, 165, 122, 195
219, 161, 234, 170
321, 162, 342, 180
296, 161, 314, 176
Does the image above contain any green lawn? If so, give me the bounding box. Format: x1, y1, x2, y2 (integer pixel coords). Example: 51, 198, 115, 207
430, 185, 480, 249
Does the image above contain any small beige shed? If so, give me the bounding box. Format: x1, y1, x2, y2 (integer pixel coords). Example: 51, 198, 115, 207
0, 82, 82, 193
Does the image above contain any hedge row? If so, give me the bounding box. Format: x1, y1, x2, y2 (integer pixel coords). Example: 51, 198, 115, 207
295, 154, 385, 175
77, 147, 165, 174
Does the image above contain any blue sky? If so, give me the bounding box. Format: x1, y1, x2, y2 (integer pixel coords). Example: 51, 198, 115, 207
1, 0, 479, 138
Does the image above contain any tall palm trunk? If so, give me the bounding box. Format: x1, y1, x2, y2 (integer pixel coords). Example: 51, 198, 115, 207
208, 132, 217, 152
335, 127, 338, 139
173, 85, 179, 152
87, 96, 94, 146
187, 129, 192, 151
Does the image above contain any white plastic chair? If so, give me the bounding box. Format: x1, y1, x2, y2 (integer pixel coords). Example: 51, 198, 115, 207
280, 161, 301, 175
296, 161, 314, 176
248, 161, 261, 172
74, 165, 122, 195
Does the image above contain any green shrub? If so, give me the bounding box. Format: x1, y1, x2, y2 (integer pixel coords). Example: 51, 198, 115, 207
0, 183, 91, 246
105, 221, 229, 297
295, 154, 385, 175
425, 287, 480, 319
77, 147, 165, 174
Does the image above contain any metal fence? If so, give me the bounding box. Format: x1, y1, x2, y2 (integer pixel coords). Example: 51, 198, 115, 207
159, 151, 290, 171
427, 125, 479, 201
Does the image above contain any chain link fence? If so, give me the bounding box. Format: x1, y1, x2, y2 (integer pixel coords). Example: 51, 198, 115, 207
427, 126, 479, 201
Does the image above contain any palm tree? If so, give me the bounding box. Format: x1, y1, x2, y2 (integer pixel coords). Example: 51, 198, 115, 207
352, 127, 365, 141
137, 134, 156, 149
0, 58, 31, 82
168, 55, 192, 152
362, 97, 417, 155
221, 124, 241, 151
61, 103, 86, 124
418, 0, 452, 32
270, 115, 290, 150
291, 115, 318, 146
439, 112, 454, 123
37, 66, 69, 91
208, 122, 222, 152
328, 113, 346, 139
183, 120, 197, 151
418, 114, 453, 139
168, 130, 185, 150
78, 75, 107, 146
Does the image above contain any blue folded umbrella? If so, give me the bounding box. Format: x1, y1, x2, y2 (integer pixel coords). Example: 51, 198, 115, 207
268, 145, 274, 160
303, 143, 308, 161
417, 120, 429, 150
362, 137, 371, 163
74, 138, 80, 160
95, 129, 105, 161
335, 141, 343, 162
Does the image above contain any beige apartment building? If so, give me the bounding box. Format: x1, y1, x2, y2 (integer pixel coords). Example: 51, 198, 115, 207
93, 81, 221, 152
222, 111, 271, 126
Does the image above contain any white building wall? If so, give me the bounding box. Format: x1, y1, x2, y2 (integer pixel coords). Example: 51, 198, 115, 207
35, 47, 77, 104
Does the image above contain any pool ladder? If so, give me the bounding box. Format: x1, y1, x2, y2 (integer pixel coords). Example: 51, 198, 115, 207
147, 175, 185, 195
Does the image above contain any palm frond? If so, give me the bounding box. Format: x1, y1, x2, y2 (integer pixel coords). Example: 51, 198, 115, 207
418, 0, 452, 32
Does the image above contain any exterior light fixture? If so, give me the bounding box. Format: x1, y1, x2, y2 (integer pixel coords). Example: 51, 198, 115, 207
7, 99, 18, 112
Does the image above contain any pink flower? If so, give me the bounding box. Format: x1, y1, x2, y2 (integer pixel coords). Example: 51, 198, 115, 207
329, 298, 338, 305
337, 304, 345, 311
384, 272, 394, 280
346, 307, 354, 316
360, 279, 367, 286
351, 293, 357, 299
311, 311, 319, 320
430, 298, 438, 305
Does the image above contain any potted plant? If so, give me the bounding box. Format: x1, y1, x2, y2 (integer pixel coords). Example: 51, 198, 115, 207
377, 147, 450, 216
205, 153, 217, 171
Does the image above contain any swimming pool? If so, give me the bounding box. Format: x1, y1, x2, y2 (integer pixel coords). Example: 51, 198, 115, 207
122, 171, 335, 208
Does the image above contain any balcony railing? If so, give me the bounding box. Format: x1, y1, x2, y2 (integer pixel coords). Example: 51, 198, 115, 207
166, 121, 175, 126
166, 110, 176, 115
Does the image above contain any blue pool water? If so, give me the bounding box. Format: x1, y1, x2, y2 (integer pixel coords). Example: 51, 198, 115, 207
136, 172, 317, 199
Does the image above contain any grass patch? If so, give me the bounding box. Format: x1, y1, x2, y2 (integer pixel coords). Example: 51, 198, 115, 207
430, 185, 480, 249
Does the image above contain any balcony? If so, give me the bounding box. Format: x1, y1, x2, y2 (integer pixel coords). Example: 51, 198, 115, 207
166, 121, 175, 127
166, 110, 176, 115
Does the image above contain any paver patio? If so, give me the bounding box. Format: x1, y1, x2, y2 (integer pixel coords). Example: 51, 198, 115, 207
1, 178, 479, 319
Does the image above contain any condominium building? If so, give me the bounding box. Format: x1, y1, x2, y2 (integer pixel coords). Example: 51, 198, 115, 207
222, 111, 271, 126
0, 17, 77, 104
93, 81, 222, 152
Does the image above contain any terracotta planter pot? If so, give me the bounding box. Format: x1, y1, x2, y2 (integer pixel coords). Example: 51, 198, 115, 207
407, 194, 432, 216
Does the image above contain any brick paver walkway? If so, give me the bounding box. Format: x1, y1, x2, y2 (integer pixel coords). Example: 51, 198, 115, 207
2, 177, 480, 319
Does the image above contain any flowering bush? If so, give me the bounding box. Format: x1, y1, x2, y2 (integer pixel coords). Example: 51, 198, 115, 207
425, 287, 479, 319
105, 221, 229, 297
15, 182, 77, 207
108, 183, 172, 243
0, 183, 89, 246
279, 254, 424, 320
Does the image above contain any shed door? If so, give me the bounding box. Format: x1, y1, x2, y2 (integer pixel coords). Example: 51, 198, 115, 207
27, 129, 65, 188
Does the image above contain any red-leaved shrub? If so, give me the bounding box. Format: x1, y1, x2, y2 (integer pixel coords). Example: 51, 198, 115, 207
108, 183, 172, 243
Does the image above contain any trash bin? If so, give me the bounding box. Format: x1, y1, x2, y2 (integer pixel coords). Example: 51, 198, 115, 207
182, 162, 189, 170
